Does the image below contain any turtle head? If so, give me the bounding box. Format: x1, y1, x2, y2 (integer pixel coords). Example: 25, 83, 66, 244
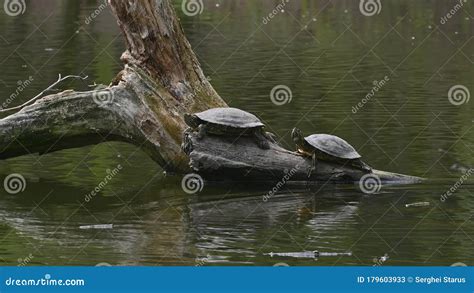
291, 128, 305, 146
184, 113, 200, 128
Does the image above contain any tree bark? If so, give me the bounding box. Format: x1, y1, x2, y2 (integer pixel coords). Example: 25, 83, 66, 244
0, 0, 422, 183
183, 132, 423, 184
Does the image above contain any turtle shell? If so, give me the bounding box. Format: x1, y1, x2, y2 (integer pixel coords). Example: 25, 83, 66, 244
195, 107, 264, 128
304, 134, 361, 159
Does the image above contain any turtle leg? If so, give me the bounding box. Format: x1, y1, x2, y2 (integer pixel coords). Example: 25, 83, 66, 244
360, 160, 372, 172
184, 127, 193, 134
181, 131, 194, 155
265, 131, 278, 144
253, 129, 270, 150
197, 124, 207, 140
353, 159, 372, 173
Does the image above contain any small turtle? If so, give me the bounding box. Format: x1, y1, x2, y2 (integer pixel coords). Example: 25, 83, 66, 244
291, 128, 372, 176
184, 107, 275, 149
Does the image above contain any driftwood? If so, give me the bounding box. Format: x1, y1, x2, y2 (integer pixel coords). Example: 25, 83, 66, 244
0, 0, 422, 185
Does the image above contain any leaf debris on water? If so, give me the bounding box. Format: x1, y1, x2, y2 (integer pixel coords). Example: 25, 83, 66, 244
79, 224, 113, 230
265, 250, 352, 259
405, 202, 430, 208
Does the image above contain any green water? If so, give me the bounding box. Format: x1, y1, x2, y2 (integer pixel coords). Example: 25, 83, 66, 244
0, 0, 473, 266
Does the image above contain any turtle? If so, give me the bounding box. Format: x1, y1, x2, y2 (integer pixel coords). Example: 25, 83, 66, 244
184, 107, 275, 149
291, 128, 372, 177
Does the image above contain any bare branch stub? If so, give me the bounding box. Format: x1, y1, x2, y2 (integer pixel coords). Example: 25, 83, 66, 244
0, 74, 88, 116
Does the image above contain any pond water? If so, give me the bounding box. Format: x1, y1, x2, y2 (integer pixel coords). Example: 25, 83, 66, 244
0, 0, 473, 266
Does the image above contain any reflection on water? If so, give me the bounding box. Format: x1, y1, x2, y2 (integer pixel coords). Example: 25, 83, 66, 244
0, 0, 473, 266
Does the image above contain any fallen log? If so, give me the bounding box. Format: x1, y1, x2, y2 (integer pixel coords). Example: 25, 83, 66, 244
182, 131, 424, 184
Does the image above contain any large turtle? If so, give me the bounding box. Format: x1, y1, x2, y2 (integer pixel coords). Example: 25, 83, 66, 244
291, 128, 372, 176
184, 107, 275, 149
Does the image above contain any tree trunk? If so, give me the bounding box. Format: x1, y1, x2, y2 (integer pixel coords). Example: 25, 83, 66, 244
1, 0, 226, 172
0, 0, 422, 184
